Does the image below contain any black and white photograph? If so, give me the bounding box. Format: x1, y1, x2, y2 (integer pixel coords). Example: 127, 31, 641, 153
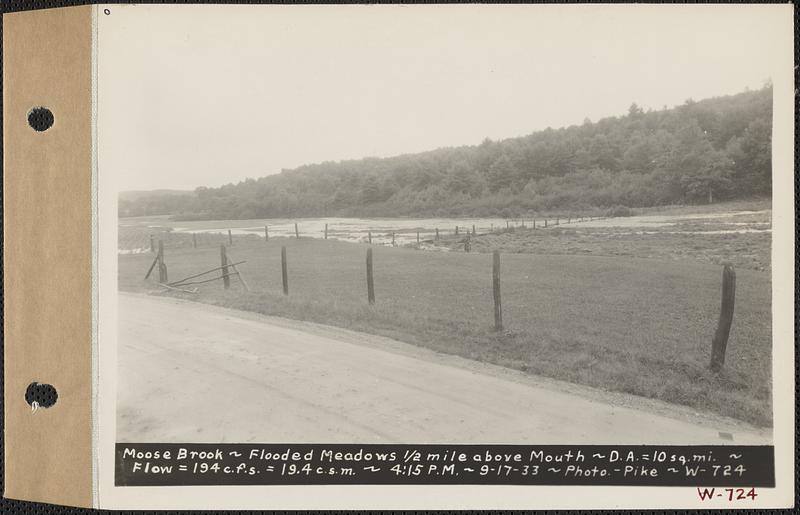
95, 3, 793, 509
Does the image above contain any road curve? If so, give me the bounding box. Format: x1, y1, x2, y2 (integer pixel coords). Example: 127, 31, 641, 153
117, 293, 770, 444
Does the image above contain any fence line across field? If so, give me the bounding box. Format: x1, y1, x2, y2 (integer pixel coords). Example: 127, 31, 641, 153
146, 215, 607, 253
143, 230, 736, 373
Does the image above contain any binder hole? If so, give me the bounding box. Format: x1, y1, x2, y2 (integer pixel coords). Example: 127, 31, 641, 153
25, 382, 58, 409
27, 107, 54, 132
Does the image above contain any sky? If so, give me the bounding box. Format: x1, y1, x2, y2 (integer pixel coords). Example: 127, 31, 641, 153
96, 4, 790, 192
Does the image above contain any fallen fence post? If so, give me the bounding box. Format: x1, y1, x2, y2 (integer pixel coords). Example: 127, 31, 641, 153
295, 223, 299, 239
168, 271, 239, 288
366, 247, 375, 305
493, 250, 502, 331
281, 246, 289, 295
220, 244, 230, 289
168, 260, 247, 287
710, 264, 736, 372
158, 283, 198, 294
228, 229, 233, 246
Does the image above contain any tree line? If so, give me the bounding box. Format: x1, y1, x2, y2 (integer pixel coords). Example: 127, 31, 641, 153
119, 86, 772, 220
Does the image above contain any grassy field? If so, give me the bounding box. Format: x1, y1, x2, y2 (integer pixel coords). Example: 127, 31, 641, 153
436, 226, 771, 272
434, 201, 771, 272
119, 234, 772, 427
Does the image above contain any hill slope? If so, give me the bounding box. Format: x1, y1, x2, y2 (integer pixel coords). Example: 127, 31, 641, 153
120, 86, 772, 219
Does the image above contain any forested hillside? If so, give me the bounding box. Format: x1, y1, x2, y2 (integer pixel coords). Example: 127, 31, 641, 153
120, 86, 772, 219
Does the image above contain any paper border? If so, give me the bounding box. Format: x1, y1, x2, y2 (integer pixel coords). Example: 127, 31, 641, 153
3, 5, 94, 508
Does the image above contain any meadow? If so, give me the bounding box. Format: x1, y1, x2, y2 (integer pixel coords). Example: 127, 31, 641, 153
434, 200, 771, 272
118, 230, 772, 427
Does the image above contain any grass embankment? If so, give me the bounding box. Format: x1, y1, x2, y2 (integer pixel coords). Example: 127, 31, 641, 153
119, 236, 772, 426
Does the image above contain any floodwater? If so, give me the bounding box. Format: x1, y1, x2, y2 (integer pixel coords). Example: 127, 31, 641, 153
118, 209, 771, 249
121, 216, 514, 246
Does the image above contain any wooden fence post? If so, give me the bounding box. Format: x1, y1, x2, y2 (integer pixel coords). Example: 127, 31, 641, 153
228, 229, 233, 246
416, 231, 420, 245
366, 247, 375, 305
150, 234, 155, 253
506, 220, 510, 229
493, 251, 502, 331
435, 228, 439, 241
391, 232, 395, 245
710, 264, 736, 372
472, 224, 476, 235
455, 226, 459, 235
192, 233, 197, 248
220, 244, 230, 289
281, 246, 289, 295
324, 223, 328, 239
265, 225, 269, 241
368, 231, 372, 244
544, 219, 548, 228
157, 240, 167, 283
295, 223, 299, 239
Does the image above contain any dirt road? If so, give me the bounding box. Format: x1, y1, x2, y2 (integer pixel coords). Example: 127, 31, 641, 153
117, 293, 770, 444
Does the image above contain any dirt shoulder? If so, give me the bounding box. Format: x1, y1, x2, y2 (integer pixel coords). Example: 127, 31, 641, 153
118, 292, 771, 444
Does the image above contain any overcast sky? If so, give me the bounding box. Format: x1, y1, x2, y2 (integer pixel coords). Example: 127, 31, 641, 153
97, 4, 789, 192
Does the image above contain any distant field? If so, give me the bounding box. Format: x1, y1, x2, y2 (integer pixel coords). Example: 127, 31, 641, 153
435, 200, 771, 272
118, 235, 772, 427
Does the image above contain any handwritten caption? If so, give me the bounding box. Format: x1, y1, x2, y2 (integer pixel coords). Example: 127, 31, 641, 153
115, 444, 773, 487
